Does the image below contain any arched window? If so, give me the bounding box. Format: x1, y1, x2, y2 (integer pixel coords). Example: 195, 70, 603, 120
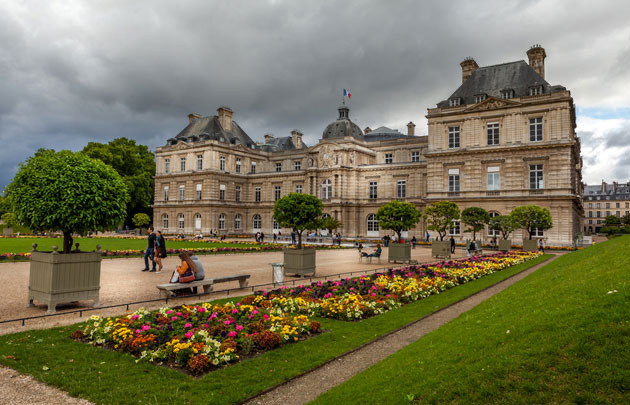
487, 211, 499, 236
234, 214, 242, 230
218, 214, 225, 230
162, 214, 169, 229
367, 214, 379, 232
253, 214, 262, 231
321, 179, 332, 200
178, 213, 185, 230
194, 213, 202, 230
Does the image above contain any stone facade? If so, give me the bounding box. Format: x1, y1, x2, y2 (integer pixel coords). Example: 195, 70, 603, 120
153, 46, 583, 246
583, 181, 630, 234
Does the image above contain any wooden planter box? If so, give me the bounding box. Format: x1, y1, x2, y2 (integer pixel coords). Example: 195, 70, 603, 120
432, 240, 451, 258
284, 248, 316, 277
522, 239, 539, 252
388, 242, 411, 263
2, 227, 13, 236
28, 251, 101, 313
498, 239, 512, 251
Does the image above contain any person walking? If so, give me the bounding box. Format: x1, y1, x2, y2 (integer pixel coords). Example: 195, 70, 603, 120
411, 235, 417, 249
538, 238, 545, 254
450, 235, 456, 254
153, 230, 167, 273
425, 231, 430, 243
291, 231, 296, 245
142, 226, 157, 272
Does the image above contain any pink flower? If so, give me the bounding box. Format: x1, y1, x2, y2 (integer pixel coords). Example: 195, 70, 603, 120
202, 324, 209, 328
184, 323, 192, 328
185, 331, 194, 339
142, 324, 151, 331
166, 310, 173, 314
135, 329, 142, 334
171, 316, 178, 321
176, 312, 182, 316
252, 310, 258, 315
198, 307, 206, 313
232, 309, 238, 314
236, 325, 244, 331
131, 314, 139, 320
228, 331, 237, 337
263, 314, 269, 321
224, 320, 231, 326
371, 293, 377, 297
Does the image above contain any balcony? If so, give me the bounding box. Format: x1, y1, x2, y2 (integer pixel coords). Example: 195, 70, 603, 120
486, 191, 500, 196
529, 189, 544, 195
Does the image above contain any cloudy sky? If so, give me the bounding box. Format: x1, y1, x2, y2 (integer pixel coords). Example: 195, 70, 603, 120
1, 0, 629, 190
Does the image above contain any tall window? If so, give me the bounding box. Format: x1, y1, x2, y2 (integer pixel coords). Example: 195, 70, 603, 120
487, 122, 499, 145
178, 213, 185, 229
397, 180, 406, 198
275, 162, 282, 172
529, 164, 543, 189
532, 227, 544, 237
253, 214, 262, 230
530, 117, 543, 142
164, 158, 170, 174
255, 187, 261, 202
179, 185, 185, 201
449, 220, 461, 235
274, 185, 281, 201
411, 151, 420, 162
162, 214, 168, 229
180, 157, 186, 172
295, 184, 303, 194
322, 179, 332, 199
487, 167, 500, 191
367, 214, 379, 232
163, 186, 169, 201
369, 181, 378, 199
235, 186, 241, 202
235, 158, 241, 173
219, 184, 226, 200
195, 183, 202, 200
273, 218, 280, 231
220, 156, 226, 171
234, 214, 241, 230
385, 153, 393, 164
197, 154, 203, 170
250, 161, 256, 174
488, 212, 499, 236
448, 126, 460, 149
218, 214, 225, 230
294, 160, 301, 171
195, 213, 202, 230
448, 169, 460, 192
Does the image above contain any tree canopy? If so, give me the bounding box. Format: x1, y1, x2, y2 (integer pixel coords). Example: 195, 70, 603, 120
273, 193, 323, 248
488, 215, 517, 240
510, 205, 553, 240
376, 201, 421, 242
622, 214, 630, 225
321, 216, 342, 234
461, 207, 490, 241
132, 213, 151, 228
82, 137, 154, 226
5, 150, 129, 253
604, 215, 621, 225
423, 201, 460, 241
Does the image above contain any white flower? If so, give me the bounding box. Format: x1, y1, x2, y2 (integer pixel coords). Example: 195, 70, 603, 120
506, 330, 510, 334
607, 290, 618, 294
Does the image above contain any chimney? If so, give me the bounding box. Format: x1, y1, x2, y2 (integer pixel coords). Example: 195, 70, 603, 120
291, 129, 303, 149
217, 106, 233, 132
527, 44, 546, 79
188, 113, 202, 124
602, 180, 607, 193
407, 121, 416, 136
460, 57, 479, 84
364, 126, 372, 134
264, 133, 274, 144
612, 181, 618, 193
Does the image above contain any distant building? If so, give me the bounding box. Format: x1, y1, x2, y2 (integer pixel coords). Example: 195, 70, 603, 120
583, 181, 630, 233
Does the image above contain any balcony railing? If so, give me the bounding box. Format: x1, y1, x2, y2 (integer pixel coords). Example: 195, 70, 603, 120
486, 191, 500, 196
529, 189, 544, 195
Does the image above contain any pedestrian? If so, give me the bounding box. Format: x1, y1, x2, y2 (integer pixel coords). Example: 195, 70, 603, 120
411, 235, 417, 249
260, 232, 265, 242
142, 226, 157, 272
291, 231, 296, 245
425, 231, 430, 243
450, 235, 455, 254
153, 230, 166, 273
273, 233, 277, 242
538, 238, 544, 253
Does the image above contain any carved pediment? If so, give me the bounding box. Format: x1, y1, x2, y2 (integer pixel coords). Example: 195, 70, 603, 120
465, 97, 521, 112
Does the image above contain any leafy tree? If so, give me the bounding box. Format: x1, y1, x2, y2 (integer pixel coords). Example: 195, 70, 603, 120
82, 137, 155, 226
622, 214, 630, 225
1, 212, 18, 228
510, 205, 553, 240
604, 215, 621, 225
321, 216, 343, 242
0, 194, 9, 216
273, 193, 323, 249
423, 201, 460, 241
376, 201, 422, 242
132, 213, 151, 228
488, 215, 517, 240
5, 150, 129, 253
461, 207, 490, 241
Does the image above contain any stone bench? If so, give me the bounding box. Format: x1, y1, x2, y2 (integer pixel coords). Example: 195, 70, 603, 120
157, 274, 251, 298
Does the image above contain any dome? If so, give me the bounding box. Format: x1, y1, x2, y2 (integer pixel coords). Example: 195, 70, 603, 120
322, 105, 364, 141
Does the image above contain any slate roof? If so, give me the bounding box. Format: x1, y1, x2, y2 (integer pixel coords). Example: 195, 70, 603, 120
166, 115, 257, 148
322, 105, 364, 141
364, 126, 409, 142
583, 183, 630, 200
258, 136, 308, 152
437, 60, 566, 108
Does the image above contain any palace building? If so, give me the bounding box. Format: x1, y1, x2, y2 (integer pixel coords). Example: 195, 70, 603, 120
153, 45, 584, 246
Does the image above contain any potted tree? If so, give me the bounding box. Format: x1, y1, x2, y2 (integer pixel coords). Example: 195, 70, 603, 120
461, 207, 490, 249
6, 150, 128, 313
489, 215, 517, 251
273, 193, 322, 276
132, 212, 151, 235
320, 216, 342, 245
424, 201, 460, 258
510, 205, 553, 251
376, 201, 421, 263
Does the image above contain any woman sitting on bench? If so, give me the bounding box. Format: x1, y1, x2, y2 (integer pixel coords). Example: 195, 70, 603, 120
362, 244, 382, 258
170, 251, 197, 295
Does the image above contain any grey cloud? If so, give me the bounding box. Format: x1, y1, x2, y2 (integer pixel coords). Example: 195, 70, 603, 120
604, 124, 630, 148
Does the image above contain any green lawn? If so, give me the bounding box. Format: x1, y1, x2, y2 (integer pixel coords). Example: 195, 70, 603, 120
314, 236, 630, 404
0, 237, 259, 254
0, 255, 549, 404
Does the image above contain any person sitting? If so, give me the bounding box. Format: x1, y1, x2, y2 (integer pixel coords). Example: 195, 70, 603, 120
170, 251, 197, 295
467, 240, 478, 257
189, 255, 205, 294
362, 244, 382, 258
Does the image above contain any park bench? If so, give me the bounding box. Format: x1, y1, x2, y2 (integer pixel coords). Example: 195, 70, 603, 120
359, 248, 381, 264
157, 274, 250, 298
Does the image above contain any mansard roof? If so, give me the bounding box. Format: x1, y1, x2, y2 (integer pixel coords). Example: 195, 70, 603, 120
166, 116, 257, 148
258, 136, 308, 152
364, 126, 409, 142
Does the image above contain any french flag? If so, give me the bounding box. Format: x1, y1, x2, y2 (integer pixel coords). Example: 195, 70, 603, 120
343, 88, 351, 99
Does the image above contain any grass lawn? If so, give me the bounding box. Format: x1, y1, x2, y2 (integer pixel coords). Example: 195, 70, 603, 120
0, 237, 260, 254
314, 236, 630, 404
0, 254, 549, 404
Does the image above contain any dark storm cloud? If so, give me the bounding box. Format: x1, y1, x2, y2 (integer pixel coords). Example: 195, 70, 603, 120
604, 124, 630, 148
1, 0, 630, 190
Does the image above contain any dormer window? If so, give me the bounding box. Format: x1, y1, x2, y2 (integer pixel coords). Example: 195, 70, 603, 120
501, 89, 515, 99
474, 94, 487, 103
448, 97, 461, 107
529, 85, 544, 96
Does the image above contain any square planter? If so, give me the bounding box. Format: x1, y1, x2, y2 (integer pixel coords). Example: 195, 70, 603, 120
283, 248, 316, 277
522, 239, 539, 252
28, 251, 101, 313
2, 227, 13, 236
431, 240, 451, 258
388, 242, 411, 263
498, 239, 513, 251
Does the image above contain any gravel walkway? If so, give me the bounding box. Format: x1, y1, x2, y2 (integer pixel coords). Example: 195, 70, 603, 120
245, 254, 560, 405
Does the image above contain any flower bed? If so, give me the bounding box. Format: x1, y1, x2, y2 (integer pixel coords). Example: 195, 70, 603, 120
255, 251, 542, 321
75, 302, 320, 375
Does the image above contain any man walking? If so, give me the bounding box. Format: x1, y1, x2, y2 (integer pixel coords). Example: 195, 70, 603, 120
450, 235, 456, 254
142, 226, 157, 272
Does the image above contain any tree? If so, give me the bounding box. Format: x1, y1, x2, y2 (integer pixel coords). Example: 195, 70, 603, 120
461, 207, 490, 241
510, 205, 553, 240
604, 215, 621, 225
376, 201, 422, 242
132, 213, 151, 228
622, 214, 630, 225
321, 216, 342, 242
82, 138, 155, 226
488, 215, 517, 240
1, 212, 18, 228
423, 201, 460, 241
273, 193, 323, 249
5, 150, 129, 253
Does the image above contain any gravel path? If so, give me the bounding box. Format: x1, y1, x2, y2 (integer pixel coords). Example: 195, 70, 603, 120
245, 254, 559, 405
